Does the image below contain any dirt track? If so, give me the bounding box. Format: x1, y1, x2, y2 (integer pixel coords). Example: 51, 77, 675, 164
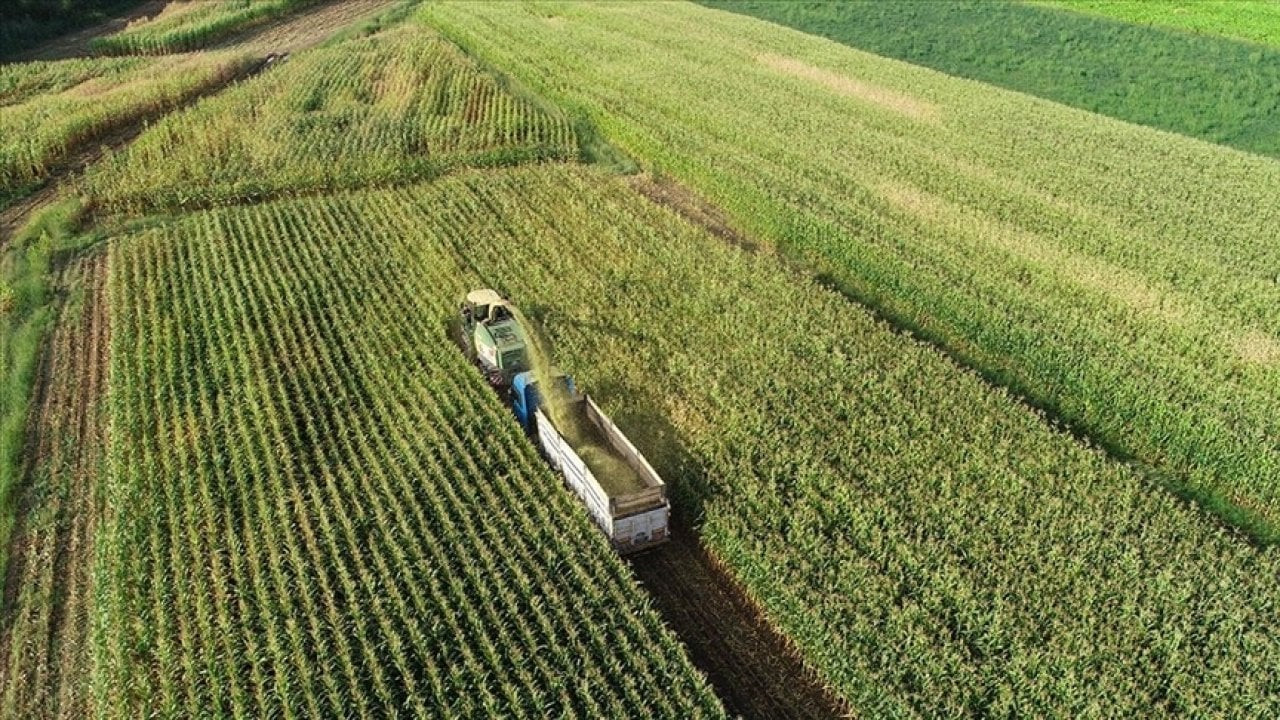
0, 254, 109, 720
629, 520, 849, 719
213, 0, 397, 55
11, 0, 168, 61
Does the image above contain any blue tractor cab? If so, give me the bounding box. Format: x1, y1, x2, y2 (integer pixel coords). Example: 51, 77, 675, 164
512, 370, 575, 430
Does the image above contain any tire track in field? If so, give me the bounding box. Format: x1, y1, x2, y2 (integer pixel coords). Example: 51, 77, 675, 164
629, 519, 850, 720
0, 253, 109, 720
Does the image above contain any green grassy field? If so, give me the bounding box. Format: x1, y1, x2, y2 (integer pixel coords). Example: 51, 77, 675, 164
83, 25, 577, 213
425, 0, 1280, 541
90, 0, 320, 55
701, 0, 1280, 159
1042, 0, 1280, 47
0, 201, 94, 599
100, 160, 1280, 716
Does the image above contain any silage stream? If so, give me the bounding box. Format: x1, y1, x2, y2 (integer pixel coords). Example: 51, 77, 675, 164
511, 307, 646, 496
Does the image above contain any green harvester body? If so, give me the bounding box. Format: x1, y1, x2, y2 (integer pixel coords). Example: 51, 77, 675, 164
462, 288, 530, 384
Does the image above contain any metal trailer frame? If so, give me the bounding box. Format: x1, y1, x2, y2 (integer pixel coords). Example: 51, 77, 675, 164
534, 400, 669, 553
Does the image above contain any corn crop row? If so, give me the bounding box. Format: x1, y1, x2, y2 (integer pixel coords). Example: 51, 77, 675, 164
422, 1, 1280, 539
102, 162, 1280, 715
82, 25, 578, 214
96, 175, 724, 718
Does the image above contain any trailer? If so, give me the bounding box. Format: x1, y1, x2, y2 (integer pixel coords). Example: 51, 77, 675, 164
459, 288, 670, 553
513, 372, 670, 553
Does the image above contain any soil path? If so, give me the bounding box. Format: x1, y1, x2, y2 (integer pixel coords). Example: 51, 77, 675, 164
212, 0, 398, 55
0, 254, 109, 720
629, 521, 850, 719
11, 1, 168, 62
0, 185, 59, 246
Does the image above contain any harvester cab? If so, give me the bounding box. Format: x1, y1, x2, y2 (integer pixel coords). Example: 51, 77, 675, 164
461, 289, 530, 385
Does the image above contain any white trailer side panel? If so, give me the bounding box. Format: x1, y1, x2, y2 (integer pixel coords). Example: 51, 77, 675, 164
535, 408, 615, 534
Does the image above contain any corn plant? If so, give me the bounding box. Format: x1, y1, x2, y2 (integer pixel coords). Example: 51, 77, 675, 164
97, 170, 725, 718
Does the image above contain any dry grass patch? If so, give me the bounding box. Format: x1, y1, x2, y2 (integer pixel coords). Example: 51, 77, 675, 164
1235, 330, 1280, 365
758, 53, 939, 123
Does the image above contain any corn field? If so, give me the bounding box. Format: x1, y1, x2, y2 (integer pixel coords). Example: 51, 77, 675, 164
424, 164, 1280, 715
8, 3, 1280, 717
89, 0, 321, 55
423, 1, 1280, 540
97, 168, 724, 718
99, 163, 1280, 716
83, 25, 577, 214
0, 53, 252, 198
